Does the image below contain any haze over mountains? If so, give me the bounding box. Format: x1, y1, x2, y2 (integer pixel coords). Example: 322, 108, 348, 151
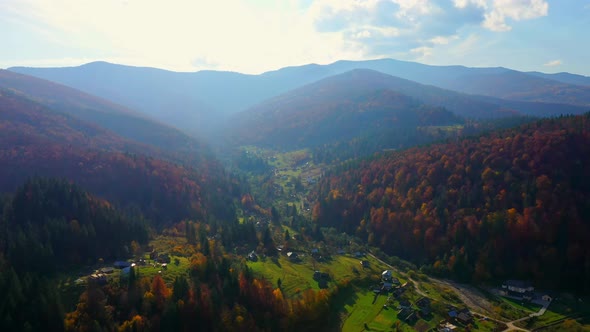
0, 81, 238, 224
0, 69, 211, 164
10, 58, 590, 140
3, 55, 590, 331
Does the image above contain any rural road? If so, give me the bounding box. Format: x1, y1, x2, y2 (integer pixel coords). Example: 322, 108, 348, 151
366, 253, 553, 332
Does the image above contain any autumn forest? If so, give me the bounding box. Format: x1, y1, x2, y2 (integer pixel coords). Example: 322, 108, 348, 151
1, 60, 590, 331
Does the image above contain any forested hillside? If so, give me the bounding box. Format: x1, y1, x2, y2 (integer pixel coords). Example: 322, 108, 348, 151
0, 70, 211, 165
314, 114, 590, 292
0, 178, 149, 331
230, 69, 470, 150
0, 89, 239, 224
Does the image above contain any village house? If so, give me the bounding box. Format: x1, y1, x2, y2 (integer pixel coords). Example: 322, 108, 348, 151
248, 251, 258, 261
99, 267, 114, 274
448, 307, 473, 325
287, 252, 298, 261
360, 260, 370, 268
416, 297, 432, 316
398, 307, 417, 322
438, 322, 458, 331
398, 298, 411, 309
313, 271, 329, 281
500, 280, 535, 300
382, 270, 393, 282
382, 282, 393, 291
89, 273, 107, 285
502, 280, 534, 294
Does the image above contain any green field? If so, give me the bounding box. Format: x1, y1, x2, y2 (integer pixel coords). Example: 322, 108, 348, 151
341, 289, 406, 332
247, 254, 389, 297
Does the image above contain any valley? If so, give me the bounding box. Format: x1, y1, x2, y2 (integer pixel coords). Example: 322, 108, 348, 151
1, 58, 590, 332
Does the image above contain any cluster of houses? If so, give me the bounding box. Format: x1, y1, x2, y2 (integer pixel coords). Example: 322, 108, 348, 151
446, 307, 474, 326
373, 270, 422, 322
396, 296, 432, 323
499, 279, 552, 303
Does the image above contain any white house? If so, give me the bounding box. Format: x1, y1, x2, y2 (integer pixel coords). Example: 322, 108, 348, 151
502, 280, 534, 293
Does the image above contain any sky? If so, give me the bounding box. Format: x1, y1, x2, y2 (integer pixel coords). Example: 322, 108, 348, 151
0, 0, 589, 75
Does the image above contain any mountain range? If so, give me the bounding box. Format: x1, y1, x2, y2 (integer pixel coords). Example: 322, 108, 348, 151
10, 58, 590, 139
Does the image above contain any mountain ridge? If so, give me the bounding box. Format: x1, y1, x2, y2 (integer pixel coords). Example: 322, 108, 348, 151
10, 58, 590, 139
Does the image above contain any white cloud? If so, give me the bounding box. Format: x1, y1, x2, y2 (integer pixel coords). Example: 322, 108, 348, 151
1, 0, 366, 73
483, 0, 548, 32
410, 46, 433, 60
0, 0, 555, 73
543, 59, 562, 67
453, 0, 487, 9
430, 35, 459, 45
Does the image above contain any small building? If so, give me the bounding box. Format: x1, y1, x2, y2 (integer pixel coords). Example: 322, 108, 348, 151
360, 260, 370, 268
398, 298, 411, 309
457, 312, 473, 324
382, 270, 393, 281
287, 252, 298, 261
398, 307, 417, 322
313, 271, 329, 280
89, 273, 107, 285
448, 310, 458, 319
311, 248, 319, 254
248, 251, 258, 261
416, 297, 431, 308
161, 263, 168, 270
449, 308, 472, 325
313, 270, 322, 280
100, 267, 114, 274
382, 282, 393, 291
502, 280, 534, 294
438, 322, 458, 331
391, 277, 401, 285
337, 248, 345, 255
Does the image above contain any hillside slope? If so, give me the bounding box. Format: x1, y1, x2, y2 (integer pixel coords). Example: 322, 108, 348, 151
0, 90, 238, 224
314, 114, 590, 292
229, 69, 515, 149
0, 69, 210, 164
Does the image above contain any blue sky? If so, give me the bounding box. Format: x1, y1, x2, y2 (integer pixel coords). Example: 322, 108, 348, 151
0, 0, 588, 75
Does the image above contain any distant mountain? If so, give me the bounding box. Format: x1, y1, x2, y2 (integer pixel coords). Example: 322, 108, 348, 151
229, 69, 478, 149
0, 90, 238, 224
0, 69, 210, 165
10, 59, 590, 137
440, 70, 590, 106
527, 71, 590, 87
314, 114, 590, 292
8, 62, 248, 136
